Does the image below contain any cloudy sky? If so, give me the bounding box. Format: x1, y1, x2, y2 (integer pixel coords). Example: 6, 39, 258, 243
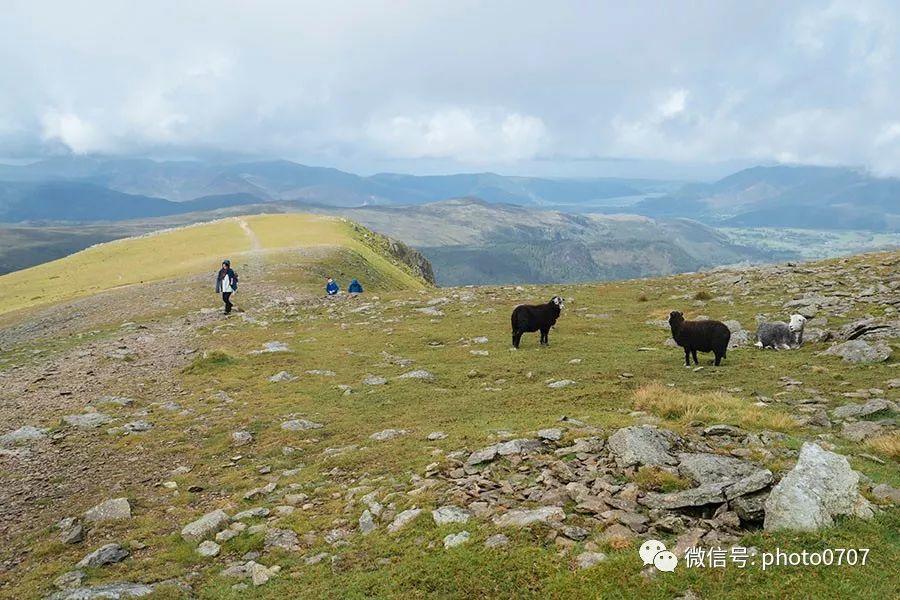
1, 0, 899, 178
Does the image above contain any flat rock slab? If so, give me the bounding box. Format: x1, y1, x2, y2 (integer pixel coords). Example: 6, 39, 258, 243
764, 443, 873, 531
47, 583, 153, 600
432, 505, 471, 525
608, 425, 680, 468
281, 419, 323, 431
0, 425, 48, 446
492, 506, 565, 528
822, 340, 891, 363
397, 370, 434, 380
84, 498, 132, 522
369, 429, 408, 441
63, 413, 112, 429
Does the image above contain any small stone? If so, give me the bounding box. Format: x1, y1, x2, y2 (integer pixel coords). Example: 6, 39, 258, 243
359, 510, 377, 535
57, 517, 85, 544
547, 379, 576, 389
197, 540, 221, 557
871, 483, 900, 504
369, 428, 409, 441
387, 508, 422, 533
53, 570, 85, 590
432, 506, 471, 525
484, 533, 509, 548
397, 370, 434, 381
232, 431, 253, 446
576, 551, 607, 570
443, 531, 470, 549
281, 419, 323, 431
537, 428, 563, 441
492, 506, 565, 528
76, 543, 129, 568
426, 431, 447, 441
363, 375, 388, 386
182, 509, 230, 542
269, 371, 297, 383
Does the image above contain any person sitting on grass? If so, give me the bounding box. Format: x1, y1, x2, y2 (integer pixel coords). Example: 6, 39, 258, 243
325, 277, 339, 296
348, 278, 363, 294
215, 259, 238, 314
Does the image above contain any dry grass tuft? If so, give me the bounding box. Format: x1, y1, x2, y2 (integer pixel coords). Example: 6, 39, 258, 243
865, 432, 900, 460
632, 382, 797, 432
634, 466, 691, 492
693, 290, 713, 301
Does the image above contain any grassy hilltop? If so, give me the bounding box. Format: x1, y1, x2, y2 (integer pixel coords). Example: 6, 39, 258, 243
0, 216, 896, 599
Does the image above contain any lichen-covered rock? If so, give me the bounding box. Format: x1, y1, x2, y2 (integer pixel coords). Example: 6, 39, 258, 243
608, 425, 679, 467
822, 340, 891, 363
181, 509, 230, 542
764, 443, 874, 531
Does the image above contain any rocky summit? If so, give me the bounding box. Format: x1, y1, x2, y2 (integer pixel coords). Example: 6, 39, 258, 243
0, 223, 897, 600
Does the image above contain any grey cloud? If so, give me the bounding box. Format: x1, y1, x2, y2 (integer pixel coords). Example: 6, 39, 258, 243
1, 0, 899, 176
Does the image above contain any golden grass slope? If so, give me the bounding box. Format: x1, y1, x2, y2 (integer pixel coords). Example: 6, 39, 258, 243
0, 213, 426, 316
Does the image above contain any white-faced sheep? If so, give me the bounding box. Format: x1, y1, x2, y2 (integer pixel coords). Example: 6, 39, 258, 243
511, 296, 564, 348
755, 314, 806, 350
668, 311, 731, 366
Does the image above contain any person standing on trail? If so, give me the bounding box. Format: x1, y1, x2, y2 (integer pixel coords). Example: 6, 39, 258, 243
216, 259, 239, 314
325, 277, 339, 296
348, 279, 363, 294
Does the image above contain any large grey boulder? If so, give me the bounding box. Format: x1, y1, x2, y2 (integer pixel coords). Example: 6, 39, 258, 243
181, 509, 230, 542
839, 421, 885, 442
822, 340, 891, 363
432, 505, 471, 525
608, 426, 679, 467
764, 443, 874, 531
84, 498, 132, 523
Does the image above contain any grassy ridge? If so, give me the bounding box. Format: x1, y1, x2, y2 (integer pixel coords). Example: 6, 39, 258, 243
0, 214, 427, 317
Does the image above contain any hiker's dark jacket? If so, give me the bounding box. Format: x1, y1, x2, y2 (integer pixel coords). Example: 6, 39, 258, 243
215, 268, 238, 293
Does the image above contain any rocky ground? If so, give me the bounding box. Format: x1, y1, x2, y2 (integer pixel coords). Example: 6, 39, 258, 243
0, 251, 897, 599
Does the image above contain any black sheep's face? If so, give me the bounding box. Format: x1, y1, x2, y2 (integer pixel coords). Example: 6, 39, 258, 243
551, 296, 564, 309
669, 310, 684, 325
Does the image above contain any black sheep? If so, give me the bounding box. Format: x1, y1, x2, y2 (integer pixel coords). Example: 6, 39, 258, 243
668, 310, 731, 366
511, 296, 564, 348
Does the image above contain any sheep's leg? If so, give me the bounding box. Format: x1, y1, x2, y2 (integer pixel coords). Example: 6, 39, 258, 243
512, 331, 522, 349
714, 353, 722, 366
684, 348, 691, 367
540, 328, 549, 345
691, 349, 699, 365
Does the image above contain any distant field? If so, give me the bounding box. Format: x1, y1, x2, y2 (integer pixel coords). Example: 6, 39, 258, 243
720, 227, 900, 259
0, 214, 424, 317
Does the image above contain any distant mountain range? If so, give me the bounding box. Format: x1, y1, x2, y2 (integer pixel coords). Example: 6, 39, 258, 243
0, 156, 663, 215
0, 157, 896, 231
624, 165, 900, 232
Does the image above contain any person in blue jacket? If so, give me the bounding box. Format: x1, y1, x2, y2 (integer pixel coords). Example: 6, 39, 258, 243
325, 277, 339, 296
348, 279, 363, 294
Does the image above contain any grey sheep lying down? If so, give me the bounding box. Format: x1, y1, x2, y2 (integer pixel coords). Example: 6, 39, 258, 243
755, 314, 806, 349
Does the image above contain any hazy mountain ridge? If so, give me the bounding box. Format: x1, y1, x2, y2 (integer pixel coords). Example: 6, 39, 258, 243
0, 157, 657, 210
628, 165, 900, 231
